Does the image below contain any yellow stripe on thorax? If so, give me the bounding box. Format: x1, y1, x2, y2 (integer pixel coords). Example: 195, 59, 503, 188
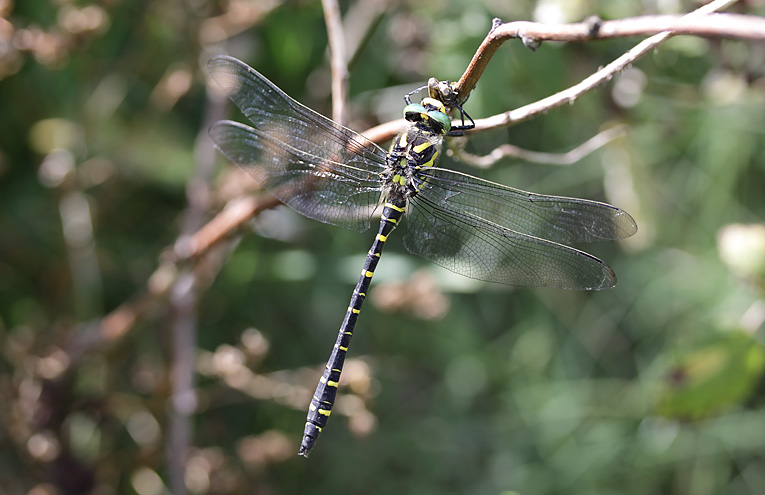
421, 149, 439, 168
413, 141, 432, 154
393, 132, 408, 149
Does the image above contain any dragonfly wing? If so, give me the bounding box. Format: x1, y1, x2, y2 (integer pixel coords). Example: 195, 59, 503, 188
208, 56, 389, 232
418, 168, 637, 243
404, 184, 619, 289
210, 121, 384, 232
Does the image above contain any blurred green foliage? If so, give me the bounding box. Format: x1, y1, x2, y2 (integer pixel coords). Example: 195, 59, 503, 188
1, 1, 765, 495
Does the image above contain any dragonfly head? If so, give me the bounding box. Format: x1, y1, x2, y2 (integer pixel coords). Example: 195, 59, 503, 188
403, 97, 451, 135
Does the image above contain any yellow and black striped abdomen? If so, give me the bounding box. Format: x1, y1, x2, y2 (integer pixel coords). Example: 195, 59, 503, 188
298, 198, 407, 456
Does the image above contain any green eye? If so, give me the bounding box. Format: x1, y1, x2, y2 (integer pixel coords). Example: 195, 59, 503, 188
403, 103, 426, 121
427, 110, 451, 133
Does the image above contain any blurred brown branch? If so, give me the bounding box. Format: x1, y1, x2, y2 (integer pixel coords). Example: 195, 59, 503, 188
322, 0, 349, 125
62, 194, 281, 366
455, 0, 741, 132
457, 11, 764, 97
451, 125, 628, 169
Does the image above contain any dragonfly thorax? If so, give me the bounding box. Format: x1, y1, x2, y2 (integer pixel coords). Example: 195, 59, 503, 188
383, 119, 443, 204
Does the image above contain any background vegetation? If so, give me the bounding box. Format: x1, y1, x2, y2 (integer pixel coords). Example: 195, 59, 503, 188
1, 0, 764, 494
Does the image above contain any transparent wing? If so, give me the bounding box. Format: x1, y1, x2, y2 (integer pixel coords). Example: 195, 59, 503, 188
417, 167, 637, 243
403, 168, 637, 289
208, 56, 388, 232
210, 121, 386, 231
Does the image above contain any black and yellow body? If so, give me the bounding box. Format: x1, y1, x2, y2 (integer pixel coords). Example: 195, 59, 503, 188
299, 99, 449, 456
298, 199, 403, 455
208, 56, 637, 458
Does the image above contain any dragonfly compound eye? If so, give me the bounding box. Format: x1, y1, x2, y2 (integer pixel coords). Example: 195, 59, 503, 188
403, 103, 427, 122
426, 110, 451, 134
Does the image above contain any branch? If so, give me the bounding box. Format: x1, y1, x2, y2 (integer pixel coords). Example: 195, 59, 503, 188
168, 76, 227, 495
322, 0, 349, 125
451, 125, 627, 169
61, 194, 281, 366
366, 1, 748, 143
174, 195, 280, 260
456, 0, 742, 132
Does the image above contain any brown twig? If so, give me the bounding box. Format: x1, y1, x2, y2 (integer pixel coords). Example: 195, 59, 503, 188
322, 0, 349, 125
457, 1, 746, 99
166, 74, 227, 495
62, 193, 282, 366
358, 117, 407, 146
175, 195, 281, 260
451, 125, 628, 169
454, 0, 741, 134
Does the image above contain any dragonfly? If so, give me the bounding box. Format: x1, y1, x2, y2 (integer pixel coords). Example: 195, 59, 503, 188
207, 55, 637, 457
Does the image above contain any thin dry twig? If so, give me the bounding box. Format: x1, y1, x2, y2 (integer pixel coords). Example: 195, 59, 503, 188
590, 13, 765, 40
166, 77, 227, 495
322, 0, 349, 125
452, 125, 628, 169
